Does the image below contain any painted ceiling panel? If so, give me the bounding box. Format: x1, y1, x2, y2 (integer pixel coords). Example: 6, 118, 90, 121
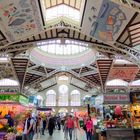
0, 0, 44, 42
81, 0, 135, 44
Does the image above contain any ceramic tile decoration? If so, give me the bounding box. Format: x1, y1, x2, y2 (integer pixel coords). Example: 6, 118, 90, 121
0, 0, 44, 42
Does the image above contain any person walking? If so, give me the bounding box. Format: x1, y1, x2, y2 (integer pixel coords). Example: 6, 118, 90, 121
73, 117, 80, 140
48, 116, 55, 136
22, 112, 34, 140
42, 118, 46, 135
63, 117, 68, 140
67, 115, 74, 140
35, 117, 41, 140
57, 116, 61, 130
85, 116, 94, 140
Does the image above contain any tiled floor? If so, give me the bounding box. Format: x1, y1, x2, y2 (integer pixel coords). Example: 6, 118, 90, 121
36, 129, 86, 140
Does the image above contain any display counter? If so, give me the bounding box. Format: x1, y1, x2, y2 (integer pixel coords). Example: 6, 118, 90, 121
134, 129, 140, 140
106, 128, 134, 140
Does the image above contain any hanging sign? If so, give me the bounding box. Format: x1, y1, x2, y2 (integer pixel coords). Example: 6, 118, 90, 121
0, 94, 19, 102
104, 94, 130, 104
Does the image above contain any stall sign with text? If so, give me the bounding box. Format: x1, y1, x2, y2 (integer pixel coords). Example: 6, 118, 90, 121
19, 95, 29, 106
104, 94, 130, 104
0, 94, 19, 102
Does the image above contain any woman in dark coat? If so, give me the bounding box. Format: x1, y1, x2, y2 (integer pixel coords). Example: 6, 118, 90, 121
48, 116, 55, 136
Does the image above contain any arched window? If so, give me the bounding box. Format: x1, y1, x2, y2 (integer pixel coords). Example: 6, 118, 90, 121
71, 90, 81, 106
106, 79, 128, 87
0, 78, 19, 86
46, 90, 56, 106
58, 85, 68, 106
58, 75, 69, 81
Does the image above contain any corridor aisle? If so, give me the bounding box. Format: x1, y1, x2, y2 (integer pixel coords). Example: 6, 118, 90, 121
38, 129, 86, 140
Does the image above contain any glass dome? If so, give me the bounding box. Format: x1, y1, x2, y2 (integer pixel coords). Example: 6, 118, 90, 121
30, 39, 97, 69
37, 39, 88, 55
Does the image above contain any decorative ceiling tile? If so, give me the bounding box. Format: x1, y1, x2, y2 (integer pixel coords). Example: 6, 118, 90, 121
109, 67, 139, 80
0, 0, 44, 42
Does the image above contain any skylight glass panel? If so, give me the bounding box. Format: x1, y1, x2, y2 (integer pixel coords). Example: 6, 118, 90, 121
106, 79, 128, 86
130, 80, 140, 86
38, 39, 89, 56
0, 79, 19, 86
45, 4, 80, 22
0, 57, 9, 63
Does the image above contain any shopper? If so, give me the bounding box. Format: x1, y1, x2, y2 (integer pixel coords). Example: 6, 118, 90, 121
35, 117, 41, 140
57, 116, 61, 130
73, 117, 80, 140
22, 112, 34, 140
42, 118, 46, 135
67, 115, 74, 140
48, 116, 55, 136
63, 116, 68, 140
85, 116, 94, 140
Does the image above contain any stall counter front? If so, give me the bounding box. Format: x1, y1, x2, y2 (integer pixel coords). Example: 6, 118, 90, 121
106, 128, 134, 140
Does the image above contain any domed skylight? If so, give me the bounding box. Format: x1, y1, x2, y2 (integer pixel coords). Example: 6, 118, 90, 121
37, 39, 89, 55
30, 39, 97, 69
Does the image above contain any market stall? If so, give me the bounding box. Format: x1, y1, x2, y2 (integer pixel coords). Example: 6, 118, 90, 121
0, 94, 28, 116
102, 93, 134, 140
0, 94, 29, 139
130, 92, 140, 140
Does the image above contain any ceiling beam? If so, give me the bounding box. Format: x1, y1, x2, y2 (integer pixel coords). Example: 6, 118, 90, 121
80, 70, 97, 77
104, 60, 115, 92
96, 61, 104, 92
86, 65, 97, 71
68, 69, 98, 87
28, 69, 59, 86
10, 59, 20, 88
44, 67, 48, 75
78, 67, 83, 76
21, 60, 29, 91
28, 64, 40, 70
27, 69, 46, 77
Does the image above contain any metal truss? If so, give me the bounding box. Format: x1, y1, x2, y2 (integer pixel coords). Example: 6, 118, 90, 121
92, 42, 140, 67
68, 69, 98, 87
28, 69, 59, 86
0, 43, 34, 54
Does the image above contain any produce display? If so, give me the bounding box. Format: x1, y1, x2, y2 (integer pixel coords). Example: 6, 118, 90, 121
131, 104, 140, 129
102, 105, 131, 129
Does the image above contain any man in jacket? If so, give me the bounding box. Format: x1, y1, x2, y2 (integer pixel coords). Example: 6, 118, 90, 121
22, 112, 34, 140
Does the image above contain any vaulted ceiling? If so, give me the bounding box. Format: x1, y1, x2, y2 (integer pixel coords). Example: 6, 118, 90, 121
0, 0, 140, 94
